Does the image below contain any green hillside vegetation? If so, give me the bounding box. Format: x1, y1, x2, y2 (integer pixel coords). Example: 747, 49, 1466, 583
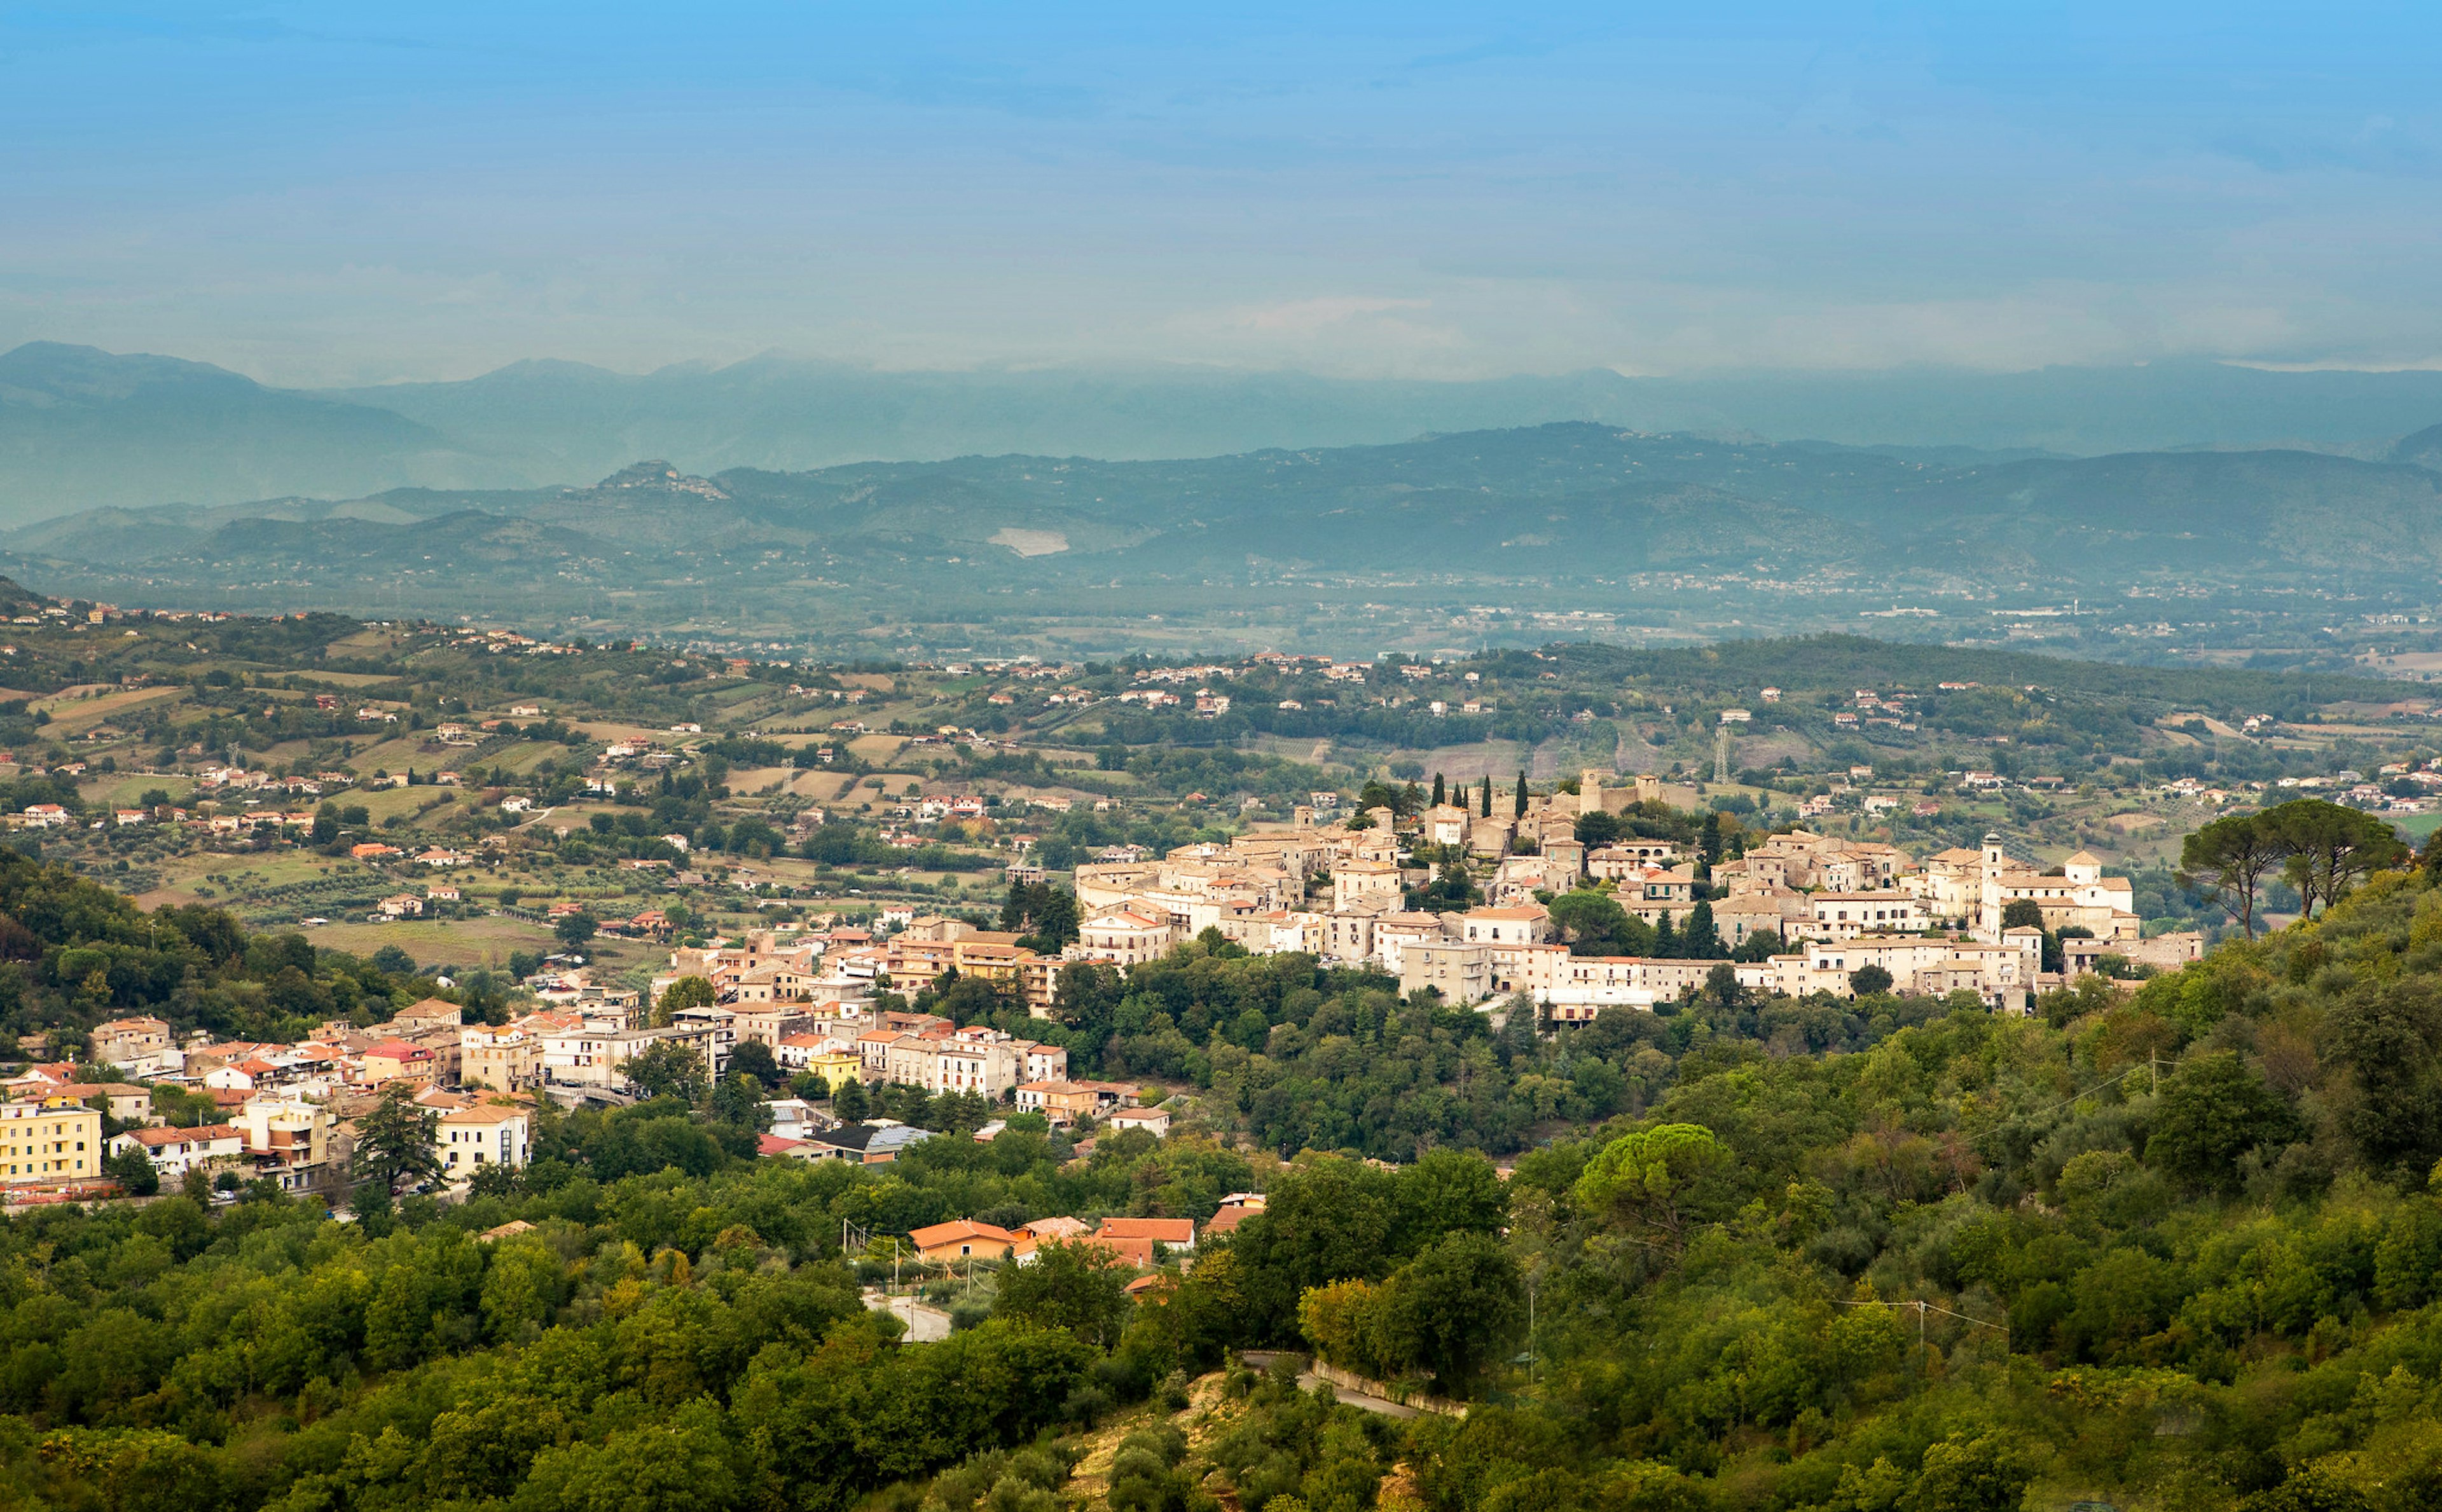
20, 847, 2442, 1505
0, 843, 469, 1054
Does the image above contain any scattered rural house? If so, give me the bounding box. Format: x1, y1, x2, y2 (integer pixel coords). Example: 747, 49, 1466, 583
909, 1218, 1018, 1261
1106, 1106, 1173, 1137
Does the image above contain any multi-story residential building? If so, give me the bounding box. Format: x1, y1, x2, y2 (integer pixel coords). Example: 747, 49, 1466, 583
436, 1104, 530, 1179
1372, 911, 1453, 977
237, 1096, 333, 1194
1330, 860, 1403, 912
1799, 891, 1929, 942
670, 1005, 739, 1074
1014, 1080, 1139, 1124
2, 1096, 102, 1186
460, 1026, 542, 1092
1074, 907, 1183, 966
362, 1040, 436, 1084
1585, 842, 1685, 878
1712, 890, 1808, 949
1400, 938, 1491, 1004
1321, 906, 1381, 964
546, 1026, 677, 1090
1456, 904, 1552, 946
874, 1024, 1062, 1099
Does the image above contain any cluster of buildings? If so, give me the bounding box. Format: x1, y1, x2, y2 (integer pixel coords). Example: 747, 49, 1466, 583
0, 1010, 561, 1201
893, 1193, 1267, 1297
4, 901, 1178, 1200
1047, 771, 2197, 1016
1, 909, 1182, 1200
649, 928, 1166, 1118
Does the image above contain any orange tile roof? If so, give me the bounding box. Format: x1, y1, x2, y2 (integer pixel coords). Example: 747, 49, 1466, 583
908, 1218, 1017, 1250
1097, 1216, 1194, 1245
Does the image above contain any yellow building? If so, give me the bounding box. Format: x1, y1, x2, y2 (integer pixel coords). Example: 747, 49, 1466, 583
808, 1047, 864, 1094
2, 1096, 103, 1185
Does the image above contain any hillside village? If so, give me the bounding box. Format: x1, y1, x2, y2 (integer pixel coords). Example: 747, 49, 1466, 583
0, 593, 2429, 1218
3, 753, 2210, 1209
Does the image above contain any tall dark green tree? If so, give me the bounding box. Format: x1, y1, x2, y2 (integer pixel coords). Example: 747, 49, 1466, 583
2325, 977, 2442, 1174
1431, 773, 1445, 808
993, 1239, 1135, 1349
554, 909, 599, 952
626, 1040, 710, 1104
104, 1144, 160, 1196
655, 974, 715, 1027
1514, 771, 1529, 818
1479, 777, 1492, 817
1683, 901, 1724, 959
1575, 811, 1622, 846
726, 1038, 781, 1089
831, 1075, 872, 1122
2145, 1051, 2301, 1192
1547, 888, 1653, 958
1370, 1231, 1525, 1392
710, 1073, 772, 1132
352, 1084, 442, 1194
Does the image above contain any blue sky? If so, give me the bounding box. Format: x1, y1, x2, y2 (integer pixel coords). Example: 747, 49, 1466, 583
3, 2, 2438, 384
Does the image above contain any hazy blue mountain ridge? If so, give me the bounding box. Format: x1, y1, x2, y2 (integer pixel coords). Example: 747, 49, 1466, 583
18, 341, 2442, 524
13, 422, 2441, 598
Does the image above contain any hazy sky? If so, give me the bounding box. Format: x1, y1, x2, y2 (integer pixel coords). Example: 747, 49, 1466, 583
4, 3, 2440, 386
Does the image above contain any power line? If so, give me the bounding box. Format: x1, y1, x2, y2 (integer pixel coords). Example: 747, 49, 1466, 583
2008, 1053, 2183, 1125
1834, 1297, 2010, 1359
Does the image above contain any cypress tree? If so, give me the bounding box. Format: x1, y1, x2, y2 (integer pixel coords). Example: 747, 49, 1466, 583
1480, 777, 1493, 816
1432, 773, 1445, 807
1685, 901, 1724, 959
1653, 911, 1678, 958
1515, 771, 1529, 818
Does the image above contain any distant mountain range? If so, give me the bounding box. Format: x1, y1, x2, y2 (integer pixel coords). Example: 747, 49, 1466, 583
18, 341, 2442, 522
8, 423, 2441, 649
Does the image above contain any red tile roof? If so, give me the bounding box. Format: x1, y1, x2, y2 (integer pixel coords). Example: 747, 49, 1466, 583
1096, 1216, 1195, 1245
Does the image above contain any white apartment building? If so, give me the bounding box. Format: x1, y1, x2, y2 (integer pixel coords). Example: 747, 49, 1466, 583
436, 1104, 530, 1178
